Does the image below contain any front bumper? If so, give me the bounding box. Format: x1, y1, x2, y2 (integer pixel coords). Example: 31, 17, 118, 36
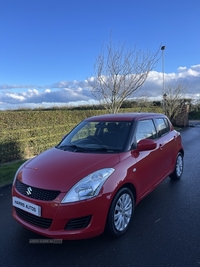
12, 183, 111, 240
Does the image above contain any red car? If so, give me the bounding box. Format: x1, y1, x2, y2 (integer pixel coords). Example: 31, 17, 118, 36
12, 113, 184, 240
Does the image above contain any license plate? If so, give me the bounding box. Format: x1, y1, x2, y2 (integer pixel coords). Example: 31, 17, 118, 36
12, 196, 41, 217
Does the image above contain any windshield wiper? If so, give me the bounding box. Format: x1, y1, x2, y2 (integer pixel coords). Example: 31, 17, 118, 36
91, 146, 121, 152
57, 144, 86, 152
57, 144, 121, 153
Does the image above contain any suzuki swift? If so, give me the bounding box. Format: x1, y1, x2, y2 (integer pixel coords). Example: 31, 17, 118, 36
12, 113, 184, 240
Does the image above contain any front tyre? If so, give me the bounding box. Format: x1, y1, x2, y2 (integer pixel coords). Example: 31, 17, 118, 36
106, 187, 134, 237
169, 152, 184, 180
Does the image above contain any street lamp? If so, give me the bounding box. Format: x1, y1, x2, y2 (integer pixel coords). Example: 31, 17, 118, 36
161, 45, 166, 93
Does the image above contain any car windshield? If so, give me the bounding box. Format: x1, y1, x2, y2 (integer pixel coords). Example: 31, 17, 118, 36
57, 121, 132, 153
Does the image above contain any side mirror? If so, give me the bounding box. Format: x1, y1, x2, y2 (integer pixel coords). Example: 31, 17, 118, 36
137, 139, 157, 152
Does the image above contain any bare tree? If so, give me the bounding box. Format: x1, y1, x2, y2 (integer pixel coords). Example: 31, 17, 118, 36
136, 95, 154, 112
163, 82, 190, 122
88, 40, 161, 113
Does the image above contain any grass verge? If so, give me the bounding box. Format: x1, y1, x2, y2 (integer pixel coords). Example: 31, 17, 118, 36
0, 160, 27, 187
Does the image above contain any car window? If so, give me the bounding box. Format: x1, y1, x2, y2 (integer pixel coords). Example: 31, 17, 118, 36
71, 122, 97, 142
101, 122, 131, 148
135, 120, 157, 143
155, 118, 170, 137
60, 121, 132, 151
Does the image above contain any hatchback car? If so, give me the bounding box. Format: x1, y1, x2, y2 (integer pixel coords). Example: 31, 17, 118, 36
12, 113, 184, 240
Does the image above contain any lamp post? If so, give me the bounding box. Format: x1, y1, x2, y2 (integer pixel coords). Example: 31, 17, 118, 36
161, 45, 166, 94
163, 93, 167, 115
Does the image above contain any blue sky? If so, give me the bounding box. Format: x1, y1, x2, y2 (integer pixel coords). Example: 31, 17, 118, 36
0, 0, 200, 110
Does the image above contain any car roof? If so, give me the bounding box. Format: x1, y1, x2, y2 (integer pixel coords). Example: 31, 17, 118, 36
86, 113, 166, 122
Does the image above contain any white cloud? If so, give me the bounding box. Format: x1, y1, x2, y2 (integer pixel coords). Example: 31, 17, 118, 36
0, 64, 200, 110
191, 64, 200, 71
5, 93, 26, 101
177, 65, 200, 78
178, 66, 187, 71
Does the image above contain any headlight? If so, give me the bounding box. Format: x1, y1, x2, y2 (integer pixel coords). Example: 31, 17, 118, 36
61, 168, 115, 203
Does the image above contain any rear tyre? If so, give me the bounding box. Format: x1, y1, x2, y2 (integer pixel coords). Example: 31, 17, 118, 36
169, 152, 184, 180
106, 187, 134, 237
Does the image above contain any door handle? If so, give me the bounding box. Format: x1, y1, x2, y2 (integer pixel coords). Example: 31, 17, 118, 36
159, 143, 164, 150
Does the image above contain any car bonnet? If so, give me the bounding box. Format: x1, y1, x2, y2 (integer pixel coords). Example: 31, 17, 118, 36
16, 147, 120, 192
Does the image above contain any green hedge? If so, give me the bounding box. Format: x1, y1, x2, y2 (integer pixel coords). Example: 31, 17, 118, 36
0, 109, 109, 164
0, 107, 163, 164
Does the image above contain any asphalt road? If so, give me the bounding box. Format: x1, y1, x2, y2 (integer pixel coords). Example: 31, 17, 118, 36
0, 126, 200, 267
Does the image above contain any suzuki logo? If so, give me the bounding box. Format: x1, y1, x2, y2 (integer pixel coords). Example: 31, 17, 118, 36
26, 187, 32, 195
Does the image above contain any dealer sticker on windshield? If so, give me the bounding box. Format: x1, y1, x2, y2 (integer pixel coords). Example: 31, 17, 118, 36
12, 196, 41, 217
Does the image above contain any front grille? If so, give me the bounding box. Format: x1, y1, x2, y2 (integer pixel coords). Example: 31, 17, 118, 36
15, 207, 52, 229
65, 215, 92, 230
16, 180, 60, 201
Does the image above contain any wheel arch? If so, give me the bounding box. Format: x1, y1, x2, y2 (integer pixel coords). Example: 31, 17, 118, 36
179, 148, 184, 157
114, 182, 137, 204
